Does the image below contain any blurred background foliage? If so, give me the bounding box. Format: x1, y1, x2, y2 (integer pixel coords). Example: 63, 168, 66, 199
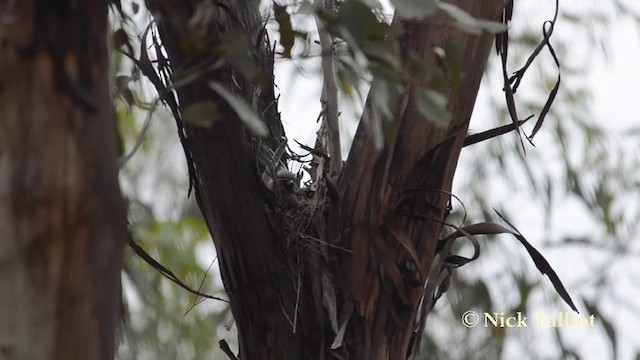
112, 9, 233, 357
111, 0, 640, 359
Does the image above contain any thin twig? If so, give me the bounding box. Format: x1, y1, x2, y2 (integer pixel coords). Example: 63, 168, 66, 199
279, 294, 295, 328
184, 256, 218, 316
292, 260, 302, 333
127, 231, 228, 303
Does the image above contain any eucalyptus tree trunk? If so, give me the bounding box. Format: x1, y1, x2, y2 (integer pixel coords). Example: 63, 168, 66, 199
147, 0, 505, 358
0, 2, 126, 359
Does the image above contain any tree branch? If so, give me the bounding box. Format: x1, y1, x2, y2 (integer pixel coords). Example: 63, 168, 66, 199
314, 0, 342, 178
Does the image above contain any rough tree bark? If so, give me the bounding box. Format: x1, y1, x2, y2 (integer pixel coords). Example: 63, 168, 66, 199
146, 0, 505, 359
0, 1, 126, 359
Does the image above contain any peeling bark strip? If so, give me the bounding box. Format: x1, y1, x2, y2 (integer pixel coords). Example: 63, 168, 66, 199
0, 1, 127, 359
145, 0, 504, 359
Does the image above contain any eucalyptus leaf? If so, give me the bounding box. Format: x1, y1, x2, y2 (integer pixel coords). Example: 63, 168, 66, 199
414, 89, 451, 127
219, 32, 258, 80
337, 55, 367, 100
392, 0, 437, 19
115, 76, 134, 107
208, 81, 269, 137
182, 101, 219, 127
370, 78, 392, 119
337, 1, 389, 54
438, 3, 507, 35
356, 0, 385, 12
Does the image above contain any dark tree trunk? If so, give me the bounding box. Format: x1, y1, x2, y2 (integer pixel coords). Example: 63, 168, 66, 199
0, 1, 126, 359
147, 0, 504, 358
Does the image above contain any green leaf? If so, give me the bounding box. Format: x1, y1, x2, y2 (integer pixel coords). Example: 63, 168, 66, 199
363, 39, 402, 72
370, 78, 392, 119
437, 3, 507, 35
356, 0, 384, 11
337, 55, 367, 100
336, 68, 355, 98
187, 0, 218, 37
442, 42, 464, 89
182, 101, 219, 127
337, 1, 390, 53
414, 88, 451, 127
391, 0, 437, 19
219, 32, 258, 80
115, 75, 135, 108
208, 81, 269, 137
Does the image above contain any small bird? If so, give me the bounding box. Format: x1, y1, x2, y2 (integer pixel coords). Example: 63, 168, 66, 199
265, 168, 301, 208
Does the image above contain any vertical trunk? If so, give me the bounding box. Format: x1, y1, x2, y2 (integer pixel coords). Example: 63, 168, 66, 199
146, 1, 301, 358
0, 1, 126, 359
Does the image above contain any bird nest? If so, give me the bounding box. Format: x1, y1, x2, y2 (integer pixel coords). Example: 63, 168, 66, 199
258, 141, 333, 257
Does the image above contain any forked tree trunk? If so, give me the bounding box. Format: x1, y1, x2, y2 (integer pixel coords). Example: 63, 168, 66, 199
147, 0, 504, 359
0, 2, 126, 359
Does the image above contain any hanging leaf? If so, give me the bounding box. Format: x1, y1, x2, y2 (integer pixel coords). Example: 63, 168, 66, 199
414, 88, 451, 127
208, 81, 269, 137
439, 213, 579, 314
442, 41, 464, 89
337, 0, 390, 58
115, 75, 135, 108
438, 3, 507, 35
494, 210, 579, 313
370, 78, 392, 119
219, 32, 258, 80
182, 101, 219, 127
391, 0, 438, 19
385, 224, 421, 271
